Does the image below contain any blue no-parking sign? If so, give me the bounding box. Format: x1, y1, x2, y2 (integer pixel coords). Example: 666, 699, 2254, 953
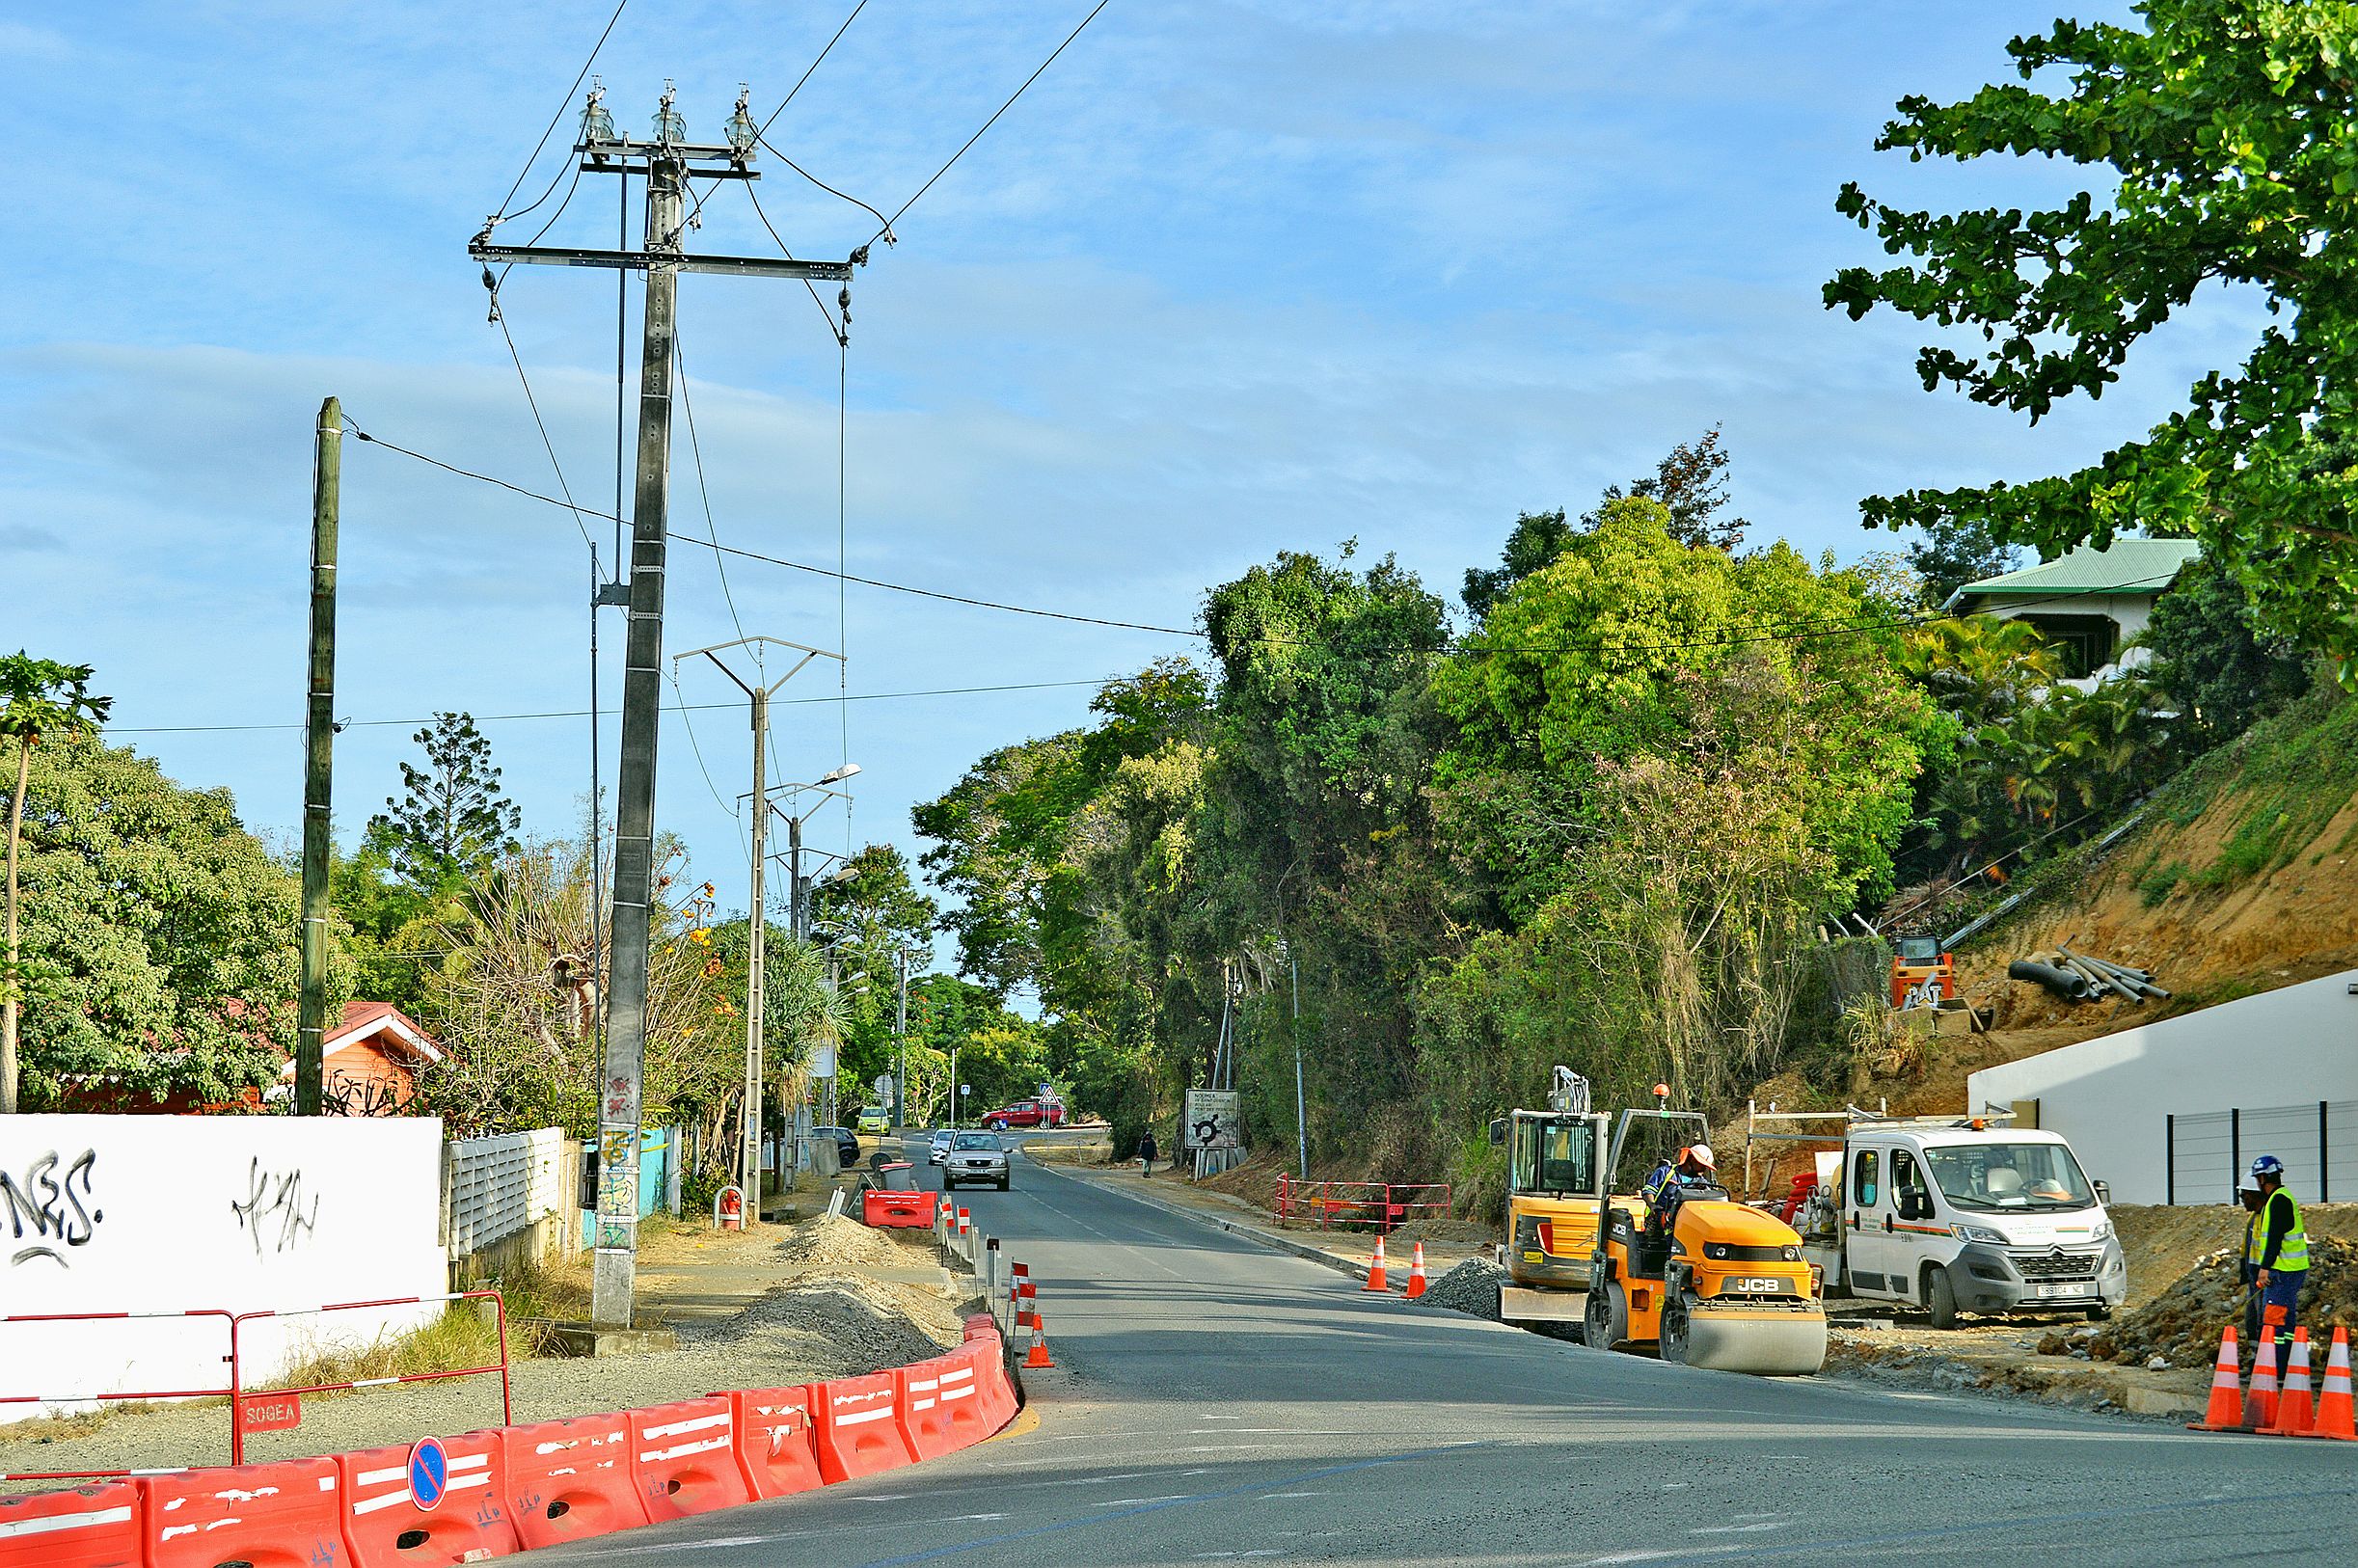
407, 1436, 448, 1512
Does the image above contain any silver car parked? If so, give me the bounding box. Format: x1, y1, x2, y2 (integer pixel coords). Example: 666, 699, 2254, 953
942, 1130, 1010, 1191
927, 1128, 954, 1166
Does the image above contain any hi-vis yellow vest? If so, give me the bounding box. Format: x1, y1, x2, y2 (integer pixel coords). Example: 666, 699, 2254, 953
2248, 1188, 2310, 1273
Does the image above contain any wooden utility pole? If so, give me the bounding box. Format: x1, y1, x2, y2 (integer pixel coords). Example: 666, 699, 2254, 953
473, 85, 856, 1327
296, 396, 341, 1117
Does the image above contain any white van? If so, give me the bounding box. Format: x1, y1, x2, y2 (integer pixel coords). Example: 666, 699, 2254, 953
1795, 1118, 2127, 1326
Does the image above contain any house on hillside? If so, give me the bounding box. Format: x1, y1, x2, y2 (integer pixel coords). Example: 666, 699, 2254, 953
1944, 537, 2202, 686
273, 1001, 443, 1115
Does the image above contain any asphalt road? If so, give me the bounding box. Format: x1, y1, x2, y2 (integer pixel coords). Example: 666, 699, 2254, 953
535, 1141, 2358, 1567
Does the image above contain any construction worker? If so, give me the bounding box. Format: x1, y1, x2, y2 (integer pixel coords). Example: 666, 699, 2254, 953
1640, 1144, 1719, 1243
2241, 1154, 2309, 1377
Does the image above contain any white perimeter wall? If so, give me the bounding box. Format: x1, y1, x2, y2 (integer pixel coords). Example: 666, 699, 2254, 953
1969, 970, 2358, 1206
1, 1116, 447, 1427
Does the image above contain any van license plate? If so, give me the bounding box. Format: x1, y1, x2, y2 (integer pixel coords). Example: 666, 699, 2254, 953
2034, 1283, 2083, 1299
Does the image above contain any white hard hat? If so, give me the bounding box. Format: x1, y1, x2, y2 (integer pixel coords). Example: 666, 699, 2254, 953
1688, 1143, 1716, 1169
2238, 1175, 2263, 1194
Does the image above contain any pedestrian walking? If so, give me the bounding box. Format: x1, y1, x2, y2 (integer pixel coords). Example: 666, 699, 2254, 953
2241, 1155, 2310, 1378
1137, 1128, 1158, 1178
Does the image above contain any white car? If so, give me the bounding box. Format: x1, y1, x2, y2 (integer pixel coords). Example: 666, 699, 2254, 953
927, 1129, 954, 1166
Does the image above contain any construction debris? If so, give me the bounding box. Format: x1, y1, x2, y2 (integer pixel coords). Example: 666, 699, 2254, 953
2097, 1237, 2358, 1369
1422, 1257, 1506, 1319
2008, 940, 2169, 1005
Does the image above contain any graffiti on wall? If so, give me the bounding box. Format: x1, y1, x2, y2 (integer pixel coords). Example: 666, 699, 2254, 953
230, 1158, 320, 1257
2, 1149, 103, 1267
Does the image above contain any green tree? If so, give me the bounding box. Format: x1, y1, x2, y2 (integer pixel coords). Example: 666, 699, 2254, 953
809, 843, 939, 1090
1462, 430, 1750, 617
2143, 552, 2316, 747
6, 740, 316, 1111
367, 713, 523, 891
1825, 1, 2358, 665
2, 654, 112, 1113
1906, 516, 2019, 607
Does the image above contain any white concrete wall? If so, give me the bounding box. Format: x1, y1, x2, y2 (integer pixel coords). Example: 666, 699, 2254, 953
1, 1116, 447, 1428
1969, 970, 2358, 1205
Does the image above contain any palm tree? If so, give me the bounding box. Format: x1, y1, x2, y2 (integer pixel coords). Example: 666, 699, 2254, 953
1, 654, 112, 1113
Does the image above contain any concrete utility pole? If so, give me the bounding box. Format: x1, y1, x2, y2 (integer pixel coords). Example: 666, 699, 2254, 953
761, 777, 856, 1128
474, 85, 858, 1328
895, 949, 910, 1131
675, 639, 838, 1226
296, 396, 342, 1118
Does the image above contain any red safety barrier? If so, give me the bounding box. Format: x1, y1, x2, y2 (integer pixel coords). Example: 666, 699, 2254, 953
501, 1413, 650, 1550
862, 1188, 934, 1228
336, 1427, 517, 1567
145, 1457, 343, 1568
966, 1332, 1019, 1435
0, 1479, 143, 1568
895, 1345, 996, 1461
725, 1386, 826, 1501
231, 1291, 511, 1464
963, 1312, 998, 1341
0, 1308, 237, 1482
629, 1396, 752, 1523
810, 1369, 917, 1484
1274, 1176, 1451, 1233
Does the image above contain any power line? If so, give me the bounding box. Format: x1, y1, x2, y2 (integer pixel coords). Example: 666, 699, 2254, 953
760, 0, 871, 136
342, 420, 2182, 662
489, 294, 595, 552
487, 0, 632, 221
872, 0, 1116, 244
104, 678, 1120, 736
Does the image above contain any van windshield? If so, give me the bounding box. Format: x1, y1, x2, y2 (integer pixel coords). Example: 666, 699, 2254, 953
1923, 1142, 2095, 1212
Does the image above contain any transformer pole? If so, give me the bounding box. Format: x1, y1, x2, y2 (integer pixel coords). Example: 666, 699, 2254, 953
296, 396, 340, 1118
469, 85, 857, 1328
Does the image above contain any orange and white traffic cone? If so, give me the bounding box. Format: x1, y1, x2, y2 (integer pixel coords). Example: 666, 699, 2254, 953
2264, 1329, 2316, 1436
2305, 1327, 2356, 1441
1363, 1234, 1390, 1292
2246, 1333, 2281, 1430
1403, 1242, 1428, 1300
2187, 1324, 2249, 1432
1022, 1309, 1057, 1369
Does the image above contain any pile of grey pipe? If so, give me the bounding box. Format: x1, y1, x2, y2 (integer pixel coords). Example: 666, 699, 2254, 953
2007, 940, 2171, 1004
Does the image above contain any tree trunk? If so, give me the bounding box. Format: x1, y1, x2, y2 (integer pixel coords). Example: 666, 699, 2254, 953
3, 738, 31, 1115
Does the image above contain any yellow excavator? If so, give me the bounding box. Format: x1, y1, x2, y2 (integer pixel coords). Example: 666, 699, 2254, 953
1494, 1068, 1827, 1375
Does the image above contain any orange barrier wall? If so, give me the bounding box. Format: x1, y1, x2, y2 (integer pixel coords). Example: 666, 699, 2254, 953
727, 1385, 827, 1501
629, 1395, 754, 1522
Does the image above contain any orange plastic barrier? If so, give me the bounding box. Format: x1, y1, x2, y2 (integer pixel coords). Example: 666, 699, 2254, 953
967, 1333, 1019, 1435
963, 1312, 998, 1341
811, 1368, 918, 1484
337, 1428, 518, 1567
146, 1457, 343, 1568
727, 1386, 827, 1500
502, 1413, 651, 1550
630, 1395, 753, 1523
0, 1480, 142, 1568
897, 1345, 999, 1461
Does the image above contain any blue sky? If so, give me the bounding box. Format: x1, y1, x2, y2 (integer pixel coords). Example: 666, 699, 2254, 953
3, 1, 2247, 929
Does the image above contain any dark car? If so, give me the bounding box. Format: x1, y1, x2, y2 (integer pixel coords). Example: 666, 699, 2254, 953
811, 1126, 860, 1167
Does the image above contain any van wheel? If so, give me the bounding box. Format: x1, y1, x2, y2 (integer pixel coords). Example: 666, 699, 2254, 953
1925, 1266, 1959, 1329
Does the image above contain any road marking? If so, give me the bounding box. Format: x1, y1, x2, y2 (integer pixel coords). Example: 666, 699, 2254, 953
1260, 1491, 1326, 1500
851, 1442, 1486, 1568
1690, 1523, 1784, 1534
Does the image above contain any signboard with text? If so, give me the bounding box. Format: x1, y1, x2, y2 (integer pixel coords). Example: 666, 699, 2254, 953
1183, 1090, 1241, 1151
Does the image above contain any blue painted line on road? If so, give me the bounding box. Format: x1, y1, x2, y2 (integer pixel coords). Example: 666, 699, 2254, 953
852, 1442, 1487, 1568
1594, 1482, 2358, 1566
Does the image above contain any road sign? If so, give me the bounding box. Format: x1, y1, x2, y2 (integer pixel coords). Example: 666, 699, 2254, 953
1184, 1089, 1241, 1151
407, 1435, 449, 1512
236, 1392, 301, 1435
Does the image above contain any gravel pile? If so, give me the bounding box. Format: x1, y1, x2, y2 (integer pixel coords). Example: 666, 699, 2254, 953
776, 1211, 910, 1268
2096, 1235, 2358, 1368
680, 1273, 959, 1370
1422, 1257, 1506, 1319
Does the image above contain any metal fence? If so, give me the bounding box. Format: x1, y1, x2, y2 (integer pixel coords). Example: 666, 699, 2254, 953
2166, 1100, 2358, 1205
445, 1126, 568, 1256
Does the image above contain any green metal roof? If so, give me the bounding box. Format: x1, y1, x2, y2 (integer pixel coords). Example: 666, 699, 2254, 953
1948, 538, 2201, 607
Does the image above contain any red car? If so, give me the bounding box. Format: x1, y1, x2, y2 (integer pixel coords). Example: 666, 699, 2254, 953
980, 1097, 1067, 1131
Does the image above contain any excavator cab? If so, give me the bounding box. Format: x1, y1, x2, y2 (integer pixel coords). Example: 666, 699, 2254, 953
1494, 1067, 1614, 1326
1582, 1097, 1829, 1376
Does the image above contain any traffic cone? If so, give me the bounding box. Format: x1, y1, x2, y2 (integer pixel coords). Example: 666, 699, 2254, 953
2264, 1329, 2316, 1436
2187, 1325, 2250, 1432
1403, 1242, 1428, 1300
1363, 1234, 1389, 1292
2246, 1334, 2281, 1429
2305, 1327, 2356, 1440
1023, 1310, 1057, 1369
